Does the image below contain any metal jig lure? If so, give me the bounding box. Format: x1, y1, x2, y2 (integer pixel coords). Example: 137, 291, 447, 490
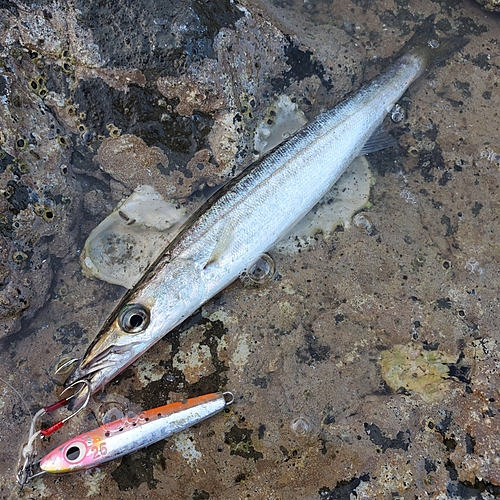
32, 391, 233, 477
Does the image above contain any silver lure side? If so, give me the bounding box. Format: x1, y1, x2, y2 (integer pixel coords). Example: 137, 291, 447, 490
66, 31, 467, 402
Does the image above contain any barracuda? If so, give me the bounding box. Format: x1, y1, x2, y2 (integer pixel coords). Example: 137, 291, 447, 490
66, 24, 467, 404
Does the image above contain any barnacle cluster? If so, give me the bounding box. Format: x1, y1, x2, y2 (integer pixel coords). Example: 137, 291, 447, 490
0, 8, 84, 338
28, 75, 48, 98
474, 0, 500, 11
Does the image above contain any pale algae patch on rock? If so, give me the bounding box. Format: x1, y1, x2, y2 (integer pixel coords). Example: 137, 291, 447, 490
172, 341, 215, 385
274, 156, 373, 254
81, 185, 186, 288
171, 430, 202, 467
230, 331, 251, 372
379, 343, 457, 403
136, 347, 172, 385
253, 95, 308, 155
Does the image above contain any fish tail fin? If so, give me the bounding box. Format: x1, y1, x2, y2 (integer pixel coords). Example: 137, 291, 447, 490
395, 15, 469, 71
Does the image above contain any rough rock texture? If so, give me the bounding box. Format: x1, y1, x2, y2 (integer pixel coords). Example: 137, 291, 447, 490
1, 0, 500, 499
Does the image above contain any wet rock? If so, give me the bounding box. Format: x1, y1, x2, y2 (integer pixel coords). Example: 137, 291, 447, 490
93, 135, 170, 195
473, 0, 500, 12
2, 0, 500, 499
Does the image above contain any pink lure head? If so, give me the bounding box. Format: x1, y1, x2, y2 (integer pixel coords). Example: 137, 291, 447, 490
39, 433, 105, 473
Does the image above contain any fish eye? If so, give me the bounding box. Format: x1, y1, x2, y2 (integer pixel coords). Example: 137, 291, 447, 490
65, 441, 86, 463
118, 304, 150, 333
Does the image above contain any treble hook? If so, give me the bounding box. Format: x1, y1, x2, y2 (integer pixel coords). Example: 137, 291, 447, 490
40, 379, 91, 436
54, 357, 79, 376
17, 379, 91, 487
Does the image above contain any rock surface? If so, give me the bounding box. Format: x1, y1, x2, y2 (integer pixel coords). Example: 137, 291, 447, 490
1, 0, 500, 498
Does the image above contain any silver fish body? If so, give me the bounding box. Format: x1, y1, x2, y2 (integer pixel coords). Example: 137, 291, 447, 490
67, 34, 463, 401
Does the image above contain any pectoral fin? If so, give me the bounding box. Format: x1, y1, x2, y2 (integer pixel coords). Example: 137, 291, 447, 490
204, 220, 236, 268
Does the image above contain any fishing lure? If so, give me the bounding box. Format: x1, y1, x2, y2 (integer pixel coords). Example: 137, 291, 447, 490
38, 391, 233, 475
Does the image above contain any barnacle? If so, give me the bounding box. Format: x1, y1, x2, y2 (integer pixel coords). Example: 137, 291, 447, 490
106, 123, 121, 138
290, 416, 314, 437
474, 0, 500, 12
15, 137, 27, 150
100, 404, 125, 424
62, 60, 74, 74
16, 160, 30, 174
28, 50, 39, 62
390, 103, 405, 123
10, 47, 22, 61
243, 253, 275, 284
3, 185, 15, 199
442, 260, 451, 271
240, 92, 256, 121
353, 212, 373, 233
12, 251, 27, 263
480, 147, 500, 165
33, 203, 45, 217
29, 78, 39, 93
42, 207, 55, 222
110, 128, 121, 138
57, 136, 70, 147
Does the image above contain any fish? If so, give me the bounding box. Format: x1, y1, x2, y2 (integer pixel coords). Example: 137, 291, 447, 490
65, 21, 467, 404
39, 392, 233, 474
